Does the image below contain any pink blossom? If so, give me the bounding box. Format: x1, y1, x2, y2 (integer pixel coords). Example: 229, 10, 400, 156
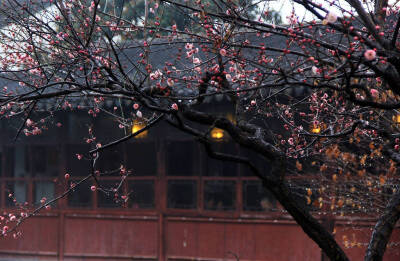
32, 127, 41, 135
326, 12, 337, 23
26, 119, 33, 127
133, 103, 139, 110
311, 66, 318, 75
167, 78, 175, 87
64, 173, 70, 179
90, 186, 96, 191
364, 49, 376, 61
171, 103, 178, 110
193, 57, 201, 64
136, 111, 143, 118
3, 226, 9, 233
370, 89, 379, 98
219, 48, 227, 56
150, 69, 162, 80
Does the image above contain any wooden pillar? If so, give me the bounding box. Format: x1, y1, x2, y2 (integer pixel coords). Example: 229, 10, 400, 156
157, 139, 166, 261
58, 212, 65, 261
158, 213, 165, 261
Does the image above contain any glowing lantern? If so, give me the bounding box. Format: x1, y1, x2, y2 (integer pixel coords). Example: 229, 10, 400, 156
393, 114, 400, 124
311, 124, 321, 134
131, 120, 148, 138
210, 128, 224, 140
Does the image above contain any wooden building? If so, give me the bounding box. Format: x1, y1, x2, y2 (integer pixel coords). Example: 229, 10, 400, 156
0, 105, 398, 261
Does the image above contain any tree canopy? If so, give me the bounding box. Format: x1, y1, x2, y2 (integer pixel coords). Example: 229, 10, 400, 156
0, 0, 399, 261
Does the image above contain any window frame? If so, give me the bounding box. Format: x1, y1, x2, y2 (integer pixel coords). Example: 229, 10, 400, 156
0, 137, 282, 219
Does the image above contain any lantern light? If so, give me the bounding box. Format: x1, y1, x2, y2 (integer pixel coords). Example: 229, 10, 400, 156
131, 120, 148, 138
210, 128, 224, 140
311, 125, 321, 134
394, 114, 400, 124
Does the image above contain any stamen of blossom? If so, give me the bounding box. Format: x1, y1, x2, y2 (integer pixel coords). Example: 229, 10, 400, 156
364, 50, 376, 61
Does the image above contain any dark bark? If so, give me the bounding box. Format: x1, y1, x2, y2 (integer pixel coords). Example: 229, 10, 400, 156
180, 107, 350, 261
364, 190, 400, 261
264, 178, 350, 261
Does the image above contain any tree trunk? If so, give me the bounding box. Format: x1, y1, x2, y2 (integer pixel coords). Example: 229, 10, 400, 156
364, 190, 400, 261
265, 180, 349, 261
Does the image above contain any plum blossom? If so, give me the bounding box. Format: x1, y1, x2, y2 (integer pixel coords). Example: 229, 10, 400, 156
370, 89, 379, 98
311, 66, 318, 75
26, 119, 33, 127
3, 226, 9, 234
167, 78, 175, 87
364, 50, 376, 61
326, 12, 337, 23
32, 127, 41, 135
171, 103, 178, 110
150, 69, 162, 80
219, 48, 227, 56
193, 57, 201, 64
